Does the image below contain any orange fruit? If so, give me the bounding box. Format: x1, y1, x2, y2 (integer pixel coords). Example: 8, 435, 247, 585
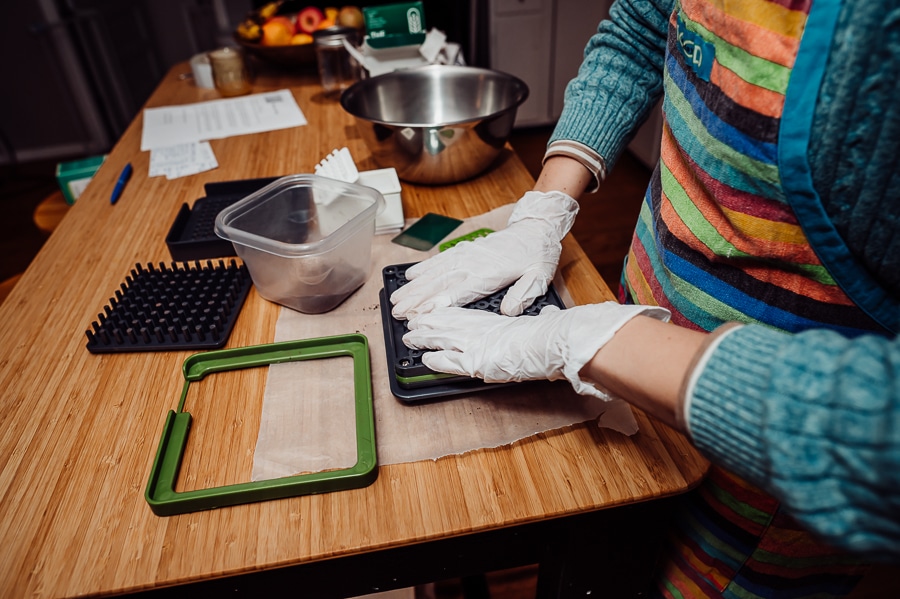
290, 33, 314, 45
260, 16, 293, 46
316, 17, 336, 30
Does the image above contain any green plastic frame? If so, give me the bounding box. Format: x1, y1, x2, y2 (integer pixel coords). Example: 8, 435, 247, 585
145, 334, 377, 516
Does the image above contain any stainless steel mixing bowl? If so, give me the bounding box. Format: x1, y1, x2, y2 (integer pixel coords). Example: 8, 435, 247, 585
339, 65, 529, 184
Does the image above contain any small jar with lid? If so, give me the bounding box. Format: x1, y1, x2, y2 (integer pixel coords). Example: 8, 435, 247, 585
313, 26, 362, 94
208, 47, 252, 97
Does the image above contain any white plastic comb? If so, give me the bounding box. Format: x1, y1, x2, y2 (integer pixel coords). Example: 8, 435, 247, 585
314, 147, 359, 183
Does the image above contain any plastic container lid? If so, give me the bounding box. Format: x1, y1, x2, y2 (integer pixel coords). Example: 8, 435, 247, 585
214, 174, 384, 258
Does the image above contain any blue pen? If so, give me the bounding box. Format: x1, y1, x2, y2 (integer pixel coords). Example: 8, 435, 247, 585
110, 163, 133, 205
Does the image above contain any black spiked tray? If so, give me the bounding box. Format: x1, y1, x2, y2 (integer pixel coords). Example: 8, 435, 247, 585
165, 177, 279, 261
85, 260, 253, 353
379, 262, 566, 403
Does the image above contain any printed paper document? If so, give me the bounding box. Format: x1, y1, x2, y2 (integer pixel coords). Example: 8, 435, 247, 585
140, 89, 307, 151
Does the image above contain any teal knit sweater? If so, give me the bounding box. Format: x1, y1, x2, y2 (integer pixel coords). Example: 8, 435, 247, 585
552, 0, 899, 311
551, 0, 900, 557
692, 325, 900, 559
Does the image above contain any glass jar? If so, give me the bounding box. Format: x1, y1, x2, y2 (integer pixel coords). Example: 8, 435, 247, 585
208, 47, 252, 97
313, 27, 362, 94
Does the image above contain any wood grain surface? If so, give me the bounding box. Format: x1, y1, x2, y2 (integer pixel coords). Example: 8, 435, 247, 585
0, 63, 707, 598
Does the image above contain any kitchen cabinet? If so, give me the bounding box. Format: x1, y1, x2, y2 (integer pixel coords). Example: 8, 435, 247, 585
489, 0, 555, 127
488, 0, 612, 127
488, 0, 661, 168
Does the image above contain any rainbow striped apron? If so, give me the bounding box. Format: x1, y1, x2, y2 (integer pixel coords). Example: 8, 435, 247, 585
621, 0, 883, 596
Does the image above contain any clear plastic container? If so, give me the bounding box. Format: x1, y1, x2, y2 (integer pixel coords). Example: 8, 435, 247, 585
215, 174, 384, 313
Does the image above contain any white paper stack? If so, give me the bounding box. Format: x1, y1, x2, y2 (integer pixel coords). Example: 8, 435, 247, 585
358, 168, 404, 235
141, 89, 307, 179
315, 147, 404, 235
148, 141, 218, 179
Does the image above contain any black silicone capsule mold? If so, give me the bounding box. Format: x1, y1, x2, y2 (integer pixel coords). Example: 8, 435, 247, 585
165, 177, 279, 261
379, 262, 566, 402
85, 260, 253, 353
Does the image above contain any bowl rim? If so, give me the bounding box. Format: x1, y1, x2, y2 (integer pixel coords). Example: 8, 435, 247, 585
339, 65, 530, 128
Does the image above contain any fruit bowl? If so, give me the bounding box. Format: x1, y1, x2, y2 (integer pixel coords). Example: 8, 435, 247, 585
234, 1, 364, 68
233, 34, 316, 68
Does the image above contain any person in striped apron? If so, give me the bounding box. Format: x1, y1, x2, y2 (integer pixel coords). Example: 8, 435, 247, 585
392, 0, 899, 595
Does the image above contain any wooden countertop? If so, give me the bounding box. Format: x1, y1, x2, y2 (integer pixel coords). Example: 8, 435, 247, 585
0, 62, 707, 598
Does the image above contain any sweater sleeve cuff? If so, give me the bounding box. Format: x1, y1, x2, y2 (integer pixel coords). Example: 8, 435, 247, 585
684, 324, 792, 484
678, 322, 742, 435
544, 140, 608, 193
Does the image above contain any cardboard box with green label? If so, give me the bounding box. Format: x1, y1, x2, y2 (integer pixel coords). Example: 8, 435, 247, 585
363, 1, 426, 49
56, 155, 107, 205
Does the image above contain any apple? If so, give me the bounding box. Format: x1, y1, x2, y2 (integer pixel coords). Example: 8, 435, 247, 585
260, 16, 294, 46
337, 6, 364, 29
296, 6, 325, 34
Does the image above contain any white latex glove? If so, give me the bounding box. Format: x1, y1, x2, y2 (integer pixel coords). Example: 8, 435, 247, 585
390, 190, 579, 319
403, 302, 671, 400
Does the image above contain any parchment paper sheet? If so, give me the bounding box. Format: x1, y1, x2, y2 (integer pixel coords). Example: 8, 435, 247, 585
252, 204, 638, 481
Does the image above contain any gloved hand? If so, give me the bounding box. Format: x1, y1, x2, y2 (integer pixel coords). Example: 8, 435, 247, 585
390, 190, 579, 319
403, 302, 671, 399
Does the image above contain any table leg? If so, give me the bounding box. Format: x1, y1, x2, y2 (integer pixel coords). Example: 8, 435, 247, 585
535, 500, 676, 599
